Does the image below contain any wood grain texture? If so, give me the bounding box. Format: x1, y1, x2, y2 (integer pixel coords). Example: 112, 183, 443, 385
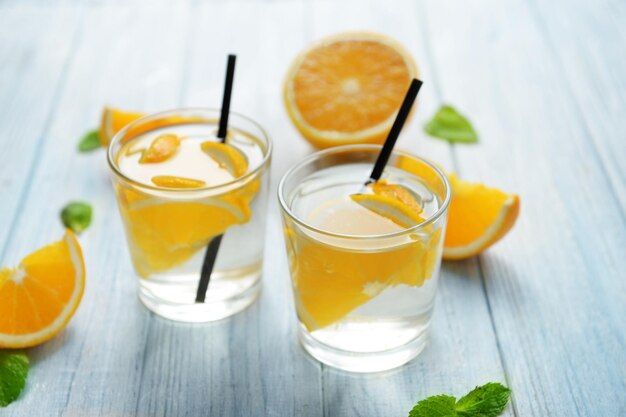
526, 0, 626, 214
420, 0, 626, 416
0, 6, 80, 261
0, 0, 624, 416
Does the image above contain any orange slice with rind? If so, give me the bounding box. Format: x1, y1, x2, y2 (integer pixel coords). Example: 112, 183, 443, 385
99, 107, 145, 146
151, 175, 206, 189
201, 142, 249, 178
0, 230, 85, 348
284, 32, 418, 149
350, 193, 424, 228
370, 180, 423, 215
99, 106, 209, 147
139, 134, 181, 163
115, 185, 252, 277
443, 174, 520, 260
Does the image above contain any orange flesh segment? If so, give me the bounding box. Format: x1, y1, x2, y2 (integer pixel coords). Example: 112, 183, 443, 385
115, 185, 252, 277
140, 134, 181, 163
201, 142, 249, 178
370, 180, 423, 214
151, 175, 206, 189
288, 225, 442, 330
99, 107, 145, 146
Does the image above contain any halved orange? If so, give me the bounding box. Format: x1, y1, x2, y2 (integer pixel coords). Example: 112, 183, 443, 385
443, 174, 520, 260
0, 230, 85, 348
284, 32, 418, 149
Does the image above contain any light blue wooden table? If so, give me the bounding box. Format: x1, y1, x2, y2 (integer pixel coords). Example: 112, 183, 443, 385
1, 0, 624, 416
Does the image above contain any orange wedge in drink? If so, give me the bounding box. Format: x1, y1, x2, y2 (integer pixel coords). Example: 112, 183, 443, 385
0, 230, 85, 348
139, 134, 181, 163
284, 32, 418, 149
443, 174, 520, 260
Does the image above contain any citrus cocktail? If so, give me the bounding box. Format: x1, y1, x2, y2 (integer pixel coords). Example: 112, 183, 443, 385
279, 146, 449, 372
108, 109, 271, 322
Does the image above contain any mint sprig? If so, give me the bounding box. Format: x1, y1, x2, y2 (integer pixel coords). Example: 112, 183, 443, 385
424, 105, 478, 143
78, 129, 101, 152
61, 201, 93, 233
0, 350, 29, 407
409, 383, 511, 417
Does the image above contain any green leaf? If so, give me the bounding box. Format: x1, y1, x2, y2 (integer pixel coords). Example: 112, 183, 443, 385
61, 201, 93, 233
424, 105, 478, 143
78, 129, 101, 152
0, 350, 29, 407
409, 395, 457, 417
456, 383, 511, 417
408, 383, 511, 417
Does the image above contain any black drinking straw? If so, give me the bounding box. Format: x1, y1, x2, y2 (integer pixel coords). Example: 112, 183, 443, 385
196, 54, 237, 303
366, 78, 423, 185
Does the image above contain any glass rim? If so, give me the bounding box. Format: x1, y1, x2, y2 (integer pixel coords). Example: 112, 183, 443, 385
107, 107, 272, 193
277, 144, 451, 240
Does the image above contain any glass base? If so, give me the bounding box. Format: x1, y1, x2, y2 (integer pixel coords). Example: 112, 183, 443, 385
137, 263, 262, 322
298, 323, 429, 373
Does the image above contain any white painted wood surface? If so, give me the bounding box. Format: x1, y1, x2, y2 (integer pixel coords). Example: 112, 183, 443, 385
0, 1, 624, 416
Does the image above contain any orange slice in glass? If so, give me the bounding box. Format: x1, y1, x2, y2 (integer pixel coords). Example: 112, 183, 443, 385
139, 134, 181, 163
201, 142, 249, 178
151, 175, 206, 189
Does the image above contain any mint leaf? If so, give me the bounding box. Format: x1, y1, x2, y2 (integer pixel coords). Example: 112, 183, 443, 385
408, 383, 511, 417
78, 129, 101, 152
0, 350, 29, 407
424, 105, 478, 143
456, 383, 511, 416
61, 201, 93, 233
409, 395, 456, 417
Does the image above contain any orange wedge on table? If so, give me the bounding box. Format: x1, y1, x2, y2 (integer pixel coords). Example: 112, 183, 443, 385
0, 230, 85, 348
443, 174, 520, 260
99, 107, 145, 146
284, 32, 418, 149
99, 107, 207, 147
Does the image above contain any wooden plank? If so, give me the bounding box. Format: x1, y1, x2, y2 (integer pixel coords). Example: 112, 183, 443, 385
3, 3, 192, 417
308, 1, 513, 416
525, 0, 626, 213
420, 0, 626, 415
135, 1, 324, 416
0, 6, 80, 258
